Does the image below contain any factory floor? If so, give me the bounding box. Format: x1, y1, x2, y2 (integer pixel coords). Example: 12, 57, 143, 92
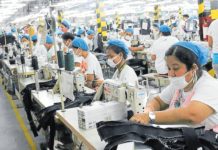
0, 81, 44, 150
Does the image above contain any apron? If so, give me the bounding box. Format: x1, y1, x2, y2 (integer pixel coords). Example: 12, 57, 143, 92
169, 89, 195, 108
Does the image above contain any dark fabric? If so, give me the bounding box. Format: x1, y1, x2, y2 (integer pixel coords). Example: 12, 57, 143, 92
182, 127, 201, 150
36, 92, 94, 150
21, 79, 57, 137
96, 121, 218, 150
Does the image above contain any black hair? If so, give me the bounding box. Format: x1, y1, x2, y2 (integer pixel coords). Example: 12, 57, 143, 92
72, 46, 78, 49
106, 45, 127, 59
32, 40, 37, 43
165, 45, 203, 78
161, 32, 171, 36
183, 14, 189, 18
61, 32, 74, 41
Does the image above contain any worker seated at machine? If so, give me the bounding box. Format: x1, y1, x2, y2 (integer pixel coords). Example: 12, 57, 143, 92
124, 28, 144, 52
44, 35, 56, 63
31, 34, 48, 66
150, 25, 179, 75
106, 39, 138, 86
72, 37, 103, 89
61, 32, 83, 67
130, 41, 218, 131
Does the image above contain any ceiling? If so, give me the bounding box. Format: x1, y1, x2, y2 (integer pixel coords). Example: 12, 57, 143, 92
0, 0, 201, 26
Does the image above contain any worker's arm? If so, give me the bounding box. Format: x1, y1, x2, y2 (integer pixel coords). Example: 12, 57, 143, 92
131, 100, 215, 125
85, 74, 103, 89
208, 35, 213, 48
144, 96, 169, 113
129, 46, 144, 52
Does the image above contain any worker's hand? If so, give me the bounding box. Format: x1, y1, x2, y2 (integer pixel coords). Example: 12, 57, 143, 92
130, 113, 149, 125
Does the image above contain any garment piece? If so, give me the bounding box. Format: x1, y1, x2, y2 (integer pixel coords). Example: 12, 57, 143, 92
151, 36, 179, 74
160, 71, 218, 130
208, 19, 218, 53
96, 121, 218, 150
112, 65, 138, 86
84, 53, 104, 80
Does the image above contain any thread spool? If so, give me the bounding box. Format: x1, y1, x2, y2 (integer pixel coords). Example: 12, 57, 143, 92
32, 56, 39, 70
57, 51, 65, 68
65, 52, 74, 71
5, 46, 8, 53
9, 59, 16, 64
21, 54, 25, 64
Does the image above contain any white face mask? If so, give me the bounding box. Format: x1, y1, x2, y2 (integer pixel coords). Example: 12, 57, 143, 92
125, 35, 132, 41
107, 55, 121, 68
169, 71, 194, 89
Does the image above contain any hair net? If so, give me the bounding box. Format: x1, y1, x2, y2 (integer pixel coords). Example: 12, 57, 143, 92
11, 28, 16, 33
159, 25, 171, 33
21, 34, 30, 40
61, 20, 70, 29
72, 37, 88, 51
31, 34, 37, 41
107, 39, 129, 55
76, 28, 85, 36
46, 35, 54, 44
172, 22, 178, 27
125, 28, 134, 34
87, 30, 95, 35
174, 41, 208, 66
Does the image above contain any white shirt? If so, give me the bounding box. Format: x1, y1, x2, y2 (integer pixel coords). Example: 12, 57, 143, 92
84, 52, 104, 80
121, 38, 133, 60
160, 71, 218, 130
84, 37, 94, 51
47, 46, 56, 63
208, 19, 218, 53
32, 44, 47, 62
112, 65, 138, 86
151, 36, 179, 74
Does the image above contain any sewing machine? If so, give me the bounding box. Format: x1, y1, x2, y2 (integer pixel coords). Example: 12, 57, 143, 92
102, 79, 147, 114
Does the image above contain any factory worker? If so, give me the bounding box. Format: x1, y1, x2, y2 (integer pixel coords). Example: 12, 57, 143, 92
31, 34, 47, 63
106, 39, 138, 86
122, 28, 144, 56
84, 29, 95, 51
20, 34, 30, 50
61, 32, 83, 67
151, 23, 160, 40
44, 35, 55, 63
60, 20, 70, 33
150, 25, 179, 75
72, 37, 104, 88
131, 42, 218, 130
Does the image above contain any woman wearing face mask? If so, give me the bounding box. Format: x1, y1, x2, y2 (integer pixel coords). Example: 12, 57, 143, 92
72, 37, 104, 88
107, 39, 138, 86
122, 28, 144, 59
131, 41, 218, 130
